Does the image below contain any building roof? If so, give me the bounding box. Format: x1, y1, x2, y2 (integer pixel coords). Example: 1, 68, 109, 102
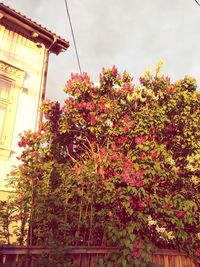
0, 2, 69, 55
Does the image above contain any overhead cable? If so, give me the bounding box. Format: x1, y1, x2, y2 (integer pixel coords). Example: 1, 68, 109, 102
64, 0, 82, 74
195, 0, 200, 6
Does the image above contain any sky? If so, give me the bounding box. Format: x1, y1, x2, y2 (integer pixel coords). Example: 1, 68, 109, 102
2, 0, 200, 103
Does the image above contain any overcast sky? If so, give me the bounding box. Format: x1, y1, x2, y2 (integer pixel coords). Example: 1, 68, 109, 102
2, 0, 200, 103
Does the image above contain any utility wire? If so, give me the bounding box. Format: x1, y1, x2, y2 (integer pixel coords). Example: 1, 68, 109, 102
195, 0, 200, 6
64, 0, 82, 75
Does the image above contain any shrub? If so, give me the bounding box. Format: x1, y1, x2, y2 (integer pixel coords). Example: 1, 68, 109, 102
7, 63, 200, 266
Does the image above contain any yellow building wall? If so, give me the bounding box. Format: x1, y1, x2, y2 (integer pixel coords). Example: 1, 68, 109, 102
0, 24, 47, 192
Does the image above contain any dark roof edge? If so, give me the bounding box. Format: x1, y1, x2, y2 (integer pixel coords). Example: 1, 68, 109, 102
0, 3, 70, 55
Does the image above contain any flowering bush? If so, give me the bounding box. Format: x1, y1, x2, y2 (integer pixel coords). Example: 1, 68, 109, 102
7, 63, 200, 266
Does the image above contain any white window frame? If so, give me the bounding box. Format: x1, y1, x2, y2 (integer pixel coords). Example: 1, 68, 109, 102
0, 60, 25, 160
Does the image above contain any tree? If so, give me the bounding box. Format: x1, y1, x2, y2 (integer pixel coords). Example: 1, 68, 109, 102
8, 63, 200, 266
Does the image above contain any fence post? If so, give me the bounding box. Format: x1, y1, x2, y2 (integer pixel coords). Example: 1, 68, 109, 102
4, 254, 16, 267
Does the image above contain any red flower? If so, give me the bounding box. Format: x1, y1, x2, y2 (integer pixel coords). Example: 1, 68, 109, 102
132, 239, 142, 259
164, 204, 173, 210
129, 199, 146, 211
150, 150, 159, 160
195, 248, 200, 258
135, 135, 147, 145
146, 196, 152, 203
138, 201, 146, 210
139, 152, 146, 160
90, 113, 97, 126
175, 211, 186, 218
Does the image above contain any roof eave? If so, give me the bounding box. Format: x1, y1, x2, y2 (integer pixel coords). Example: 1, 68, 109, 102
0, 4, 70, 54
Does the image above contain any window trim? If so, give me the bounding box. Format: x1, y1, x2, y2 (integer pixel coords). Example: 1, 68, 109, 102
0, 60, 25, 160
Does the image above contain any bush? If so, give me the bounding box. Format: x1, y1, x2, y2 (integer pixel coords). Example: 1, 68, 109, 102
7, 63, 200, 266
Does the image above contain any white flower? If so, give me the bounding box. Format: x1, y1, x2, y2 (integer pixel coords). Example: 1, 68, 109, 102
166, 231, 175, 240
156, 225, 166, 234
191, 175, 199, 185
105, 119, 113, 127
148, 215, 157, 226
166, 156, 175, 166
127, 94, 134, 101
186, 154, 200, 172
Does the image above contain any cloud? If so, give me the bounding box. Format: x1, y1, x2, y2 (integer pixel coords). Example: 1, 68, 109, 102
2, 0, 200, 102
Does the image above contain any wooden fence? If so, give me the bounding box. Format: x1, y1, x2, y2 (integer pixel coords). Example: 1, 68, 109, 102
0, 246, 198, 267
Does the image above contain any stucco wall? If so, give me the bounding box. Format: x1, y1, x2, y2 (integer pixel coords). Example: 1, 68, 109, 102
0, 24, 47, 190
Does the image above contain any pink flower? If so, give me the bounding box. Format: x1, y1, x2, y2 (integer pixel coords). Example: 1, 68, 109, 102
63, 106, 71, 114
39, 123, 47, 132
165, 76, 171, 84
100, 147, 108, 157
87, 101, 95, 111
75, 102, 85, 110
32, 152, 39, 158
65, 99, 72, 105
71, 118, 76, 123
129, 199, 146, 211
132, 239, 142, 259
122, 171, 130, 183
121, 165, 144, 187
123, 114, 130, 123
139, 152, 146, 160
44, 114, 50, 120
18, 138, 28, 147
129, 177, 143, 187
167, 86, 175, 94
135, 135, 147, 145
175, 211, 186, 218
195, 248, 200, 258
99, 100, 105, 111
111, 142, 117, 151
164, 204, 173, 210
112, 65, 118, 75
129, 198, 138, 210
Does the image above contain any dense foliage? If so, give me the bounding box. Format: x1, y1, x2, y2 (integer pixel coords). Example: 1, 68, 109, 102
4, 63, 200, 266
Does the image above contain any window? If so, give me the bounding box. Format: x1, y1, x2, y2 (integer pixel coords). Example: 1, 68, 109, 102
0, 61, 25, 159
0, 78, 12, 146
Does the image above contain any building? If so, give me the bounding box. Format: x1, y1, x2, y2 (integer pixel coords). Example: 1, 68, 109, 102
0, 3, 69, 199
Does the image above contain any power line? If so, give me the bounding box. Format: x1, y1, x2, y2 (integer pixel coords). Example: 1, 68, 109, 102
195, 0, 200, 7
64, 0, 82, 75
